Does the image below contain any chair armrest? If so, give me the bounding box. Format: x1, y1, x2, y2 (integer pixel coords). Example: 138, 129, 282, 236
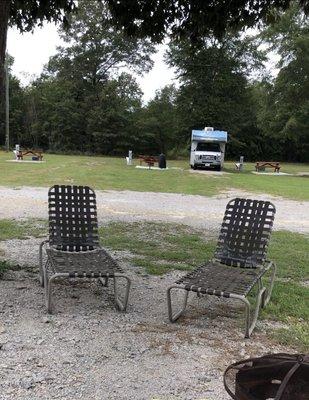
263, 260, 275, 270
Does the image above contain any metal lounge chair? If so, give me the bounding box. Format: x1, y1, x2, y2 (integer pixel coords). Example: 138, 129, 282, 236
39, 185, 131, 313
167, 198, 276, 338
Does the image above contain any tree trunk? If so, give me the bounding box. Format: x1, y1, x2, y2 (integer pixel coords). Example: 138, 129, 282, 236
0, 0, 10, 145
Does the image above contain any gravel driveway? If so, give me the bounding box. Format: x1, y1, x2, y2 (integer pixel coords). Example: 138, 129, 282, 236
0, 186, 308, 233
0, 239, 290, 400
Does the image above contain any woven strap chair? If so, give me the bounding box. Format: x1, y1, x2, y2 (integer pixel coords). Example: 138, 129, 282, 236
39, 185, 131, 313
167, 198, 276, 338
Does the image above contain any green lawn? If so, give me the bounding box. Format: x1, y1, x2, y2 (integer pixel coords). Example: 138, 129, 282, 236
0, 151, 308, 200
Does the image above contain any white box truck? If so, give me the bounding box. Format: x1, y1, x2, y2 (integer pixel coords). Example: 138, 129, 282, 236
190, 127, 228, 171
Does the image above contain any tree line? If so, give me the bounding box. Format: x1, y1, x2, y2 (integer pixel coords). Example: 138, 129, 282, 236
3, 1, 309, 162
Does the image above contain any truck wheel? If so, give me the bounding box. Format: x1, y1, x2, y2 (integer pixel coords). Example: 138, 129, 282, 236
193, 165, 197, 170
216, 166, 221, 171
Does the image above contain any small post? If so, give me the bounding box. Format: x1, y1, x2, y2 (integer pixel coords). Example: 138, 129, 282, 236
159, 153, 166, 169
5, 53, 9, 151
239, 156, 244, 171
126, 150, 133, 165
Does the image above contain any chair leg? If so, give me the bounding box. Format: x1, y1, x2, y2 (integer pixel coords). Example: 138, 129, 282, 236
262, 261, 276, 308
40, 259, 49, 288
167, 285, 189, 322
45, 273, 69, 314
113, 274, 131, 312
231, 286, 266, 338
39, 240, 48, 287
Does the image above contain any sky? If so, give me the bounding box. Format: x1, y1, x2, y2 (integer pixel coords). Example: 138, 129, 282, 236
7, 24, 177, 102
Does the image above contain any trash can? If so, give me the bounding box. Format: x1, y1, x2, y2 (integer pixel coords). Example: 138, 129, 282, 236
158, 153, 166, 169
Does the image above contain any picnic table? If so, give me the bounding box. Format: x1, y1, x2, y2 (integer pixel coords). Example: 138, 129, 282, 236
17, 149, 44, 161
255, 162, 280, 173
138, 155, 159, 168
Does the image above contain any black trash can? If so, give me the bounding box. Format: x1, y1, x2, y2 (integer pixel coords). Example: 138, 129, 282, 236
158, 153, 166, 169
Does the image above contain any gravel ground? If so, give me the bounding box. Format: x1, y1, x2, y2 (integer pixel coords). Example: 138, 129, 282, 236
0, 186, 308, 233
0, 186, 304, 399
0, 238, 291, 400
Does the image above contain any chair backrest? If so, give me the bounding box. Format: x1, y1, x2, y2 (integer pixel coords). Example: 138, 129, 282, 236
214, 198, 276, 267
48, 185, 99, 251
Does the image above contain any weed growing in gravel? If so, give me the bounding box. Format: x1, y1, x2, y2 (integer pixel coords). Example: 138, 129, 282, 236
273, 322, 309, 352
0, 219, 47, 241
0, 260, 12, 278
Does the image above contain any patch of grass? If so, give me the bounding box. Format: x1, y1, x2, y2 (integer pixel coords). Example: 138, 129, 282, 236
0, 260, 11, 277
272, 322, 309, 352
0, 151, 308, 200
0, 219, 47, 241
263, 231, 308, 350
100, 222, 215, 274
261, 231, 309, 339
261, 281, 309, 322
132, 257, 192, 275
268, 231, 309, 281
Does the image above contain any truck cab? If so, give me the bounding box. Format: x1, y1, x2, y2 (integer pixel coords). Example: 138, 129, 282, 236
190, 127, 228, 171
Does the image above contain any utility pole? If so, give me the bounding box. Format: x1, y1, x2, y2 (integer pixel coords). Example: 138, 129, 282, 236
5, 53, 9, 151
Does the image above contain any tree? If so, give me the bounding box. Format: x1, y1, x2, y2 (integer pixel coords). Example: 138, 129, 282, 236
0, 54, 27, 147
107, 0, 309, 42
0, 0, 77, 144
86, 73, 143, 154
2, 0, 155, 151
8, 75, 26, 147
46, 0, 154, 85
24, 71, 143, 154
26, 0, 155, 154
166, 35, 265, 159
138, 85, 178, 153
0, 0, 11, 144
256, 4, 309, 161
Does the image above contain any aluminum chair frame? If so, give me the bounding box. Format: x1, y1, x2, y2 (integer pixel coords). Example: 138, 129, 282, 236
167, 198, 276, 338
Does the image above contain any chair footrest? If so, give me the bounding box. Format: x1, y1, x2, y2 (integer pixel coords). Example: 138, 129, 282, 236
46, 247, 123, 275
176, 261, 266, 297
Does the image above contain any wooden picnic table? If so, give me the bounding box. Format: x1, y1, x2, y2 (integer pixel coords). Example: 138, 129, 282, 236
255, 162, 280, 173
17, 149, 44, 161
138, 155, 159, 168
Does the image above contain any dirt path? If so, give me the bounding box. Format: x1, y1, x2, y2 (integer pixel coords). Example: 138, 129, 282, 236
0, 186, 308, 233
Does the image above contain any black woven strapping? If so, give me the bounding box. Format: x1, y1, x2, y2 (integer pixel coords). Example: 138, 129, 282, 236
48, 185, 99, 251
46, 185, 123, 275
175, 198, 276, 297
215, 198, 276, 268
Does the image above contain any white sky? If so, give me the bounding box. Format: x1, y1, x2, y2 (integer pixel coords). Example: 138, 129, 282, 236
7, 24, 177, 102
